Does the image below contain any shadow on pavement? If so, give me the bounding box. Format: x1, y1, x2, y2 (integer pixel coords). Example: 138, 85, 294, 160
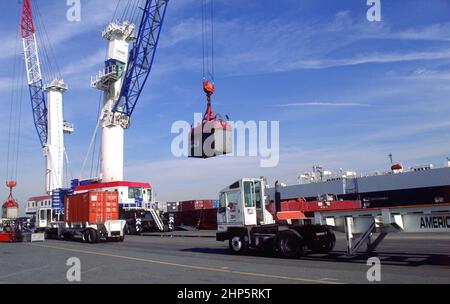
180, 247, 450, 267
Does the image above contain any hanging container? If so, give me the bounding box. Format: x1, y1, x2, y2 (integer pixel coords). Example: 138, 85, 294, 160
2, 181, 19, 219
189, 81, 233, 159
189, 120, 233, 158
2, 200, 19, 219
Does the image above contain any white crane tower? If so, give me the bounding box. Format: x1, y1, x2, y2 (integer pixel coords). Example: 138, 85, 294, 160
21, 0, 73, 195
91, 21, 136, 182
44, 79, 72, 193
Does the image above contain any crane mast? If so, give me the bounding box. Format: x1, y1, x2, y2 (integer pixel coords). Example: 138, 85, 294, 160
91, 0, 169, 183
91, 21, 136, 182
112, 0, 169, 121
21, 0, 46, 147
20, 0, 72, 194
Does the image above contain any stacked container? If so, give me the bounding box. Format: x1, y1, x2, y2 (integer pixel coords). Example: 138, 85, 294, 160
179, 200, 213, 211
173, 209, 218, 230
267, 199, 362, 214
166, 202, 180, 212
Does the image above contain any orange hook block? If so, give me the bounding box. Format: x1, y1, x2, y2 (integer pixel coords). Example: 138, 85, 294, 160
6, 181, 17, 189
203, 80, 215, 96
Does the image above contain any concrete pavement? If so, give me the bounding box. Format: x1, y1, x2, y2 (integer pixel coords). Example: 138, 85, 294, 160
0, 233, 448, 284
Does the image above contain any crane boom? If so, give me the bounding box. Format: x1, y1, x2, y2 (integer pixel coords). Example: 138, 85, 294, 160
21, 0, 47, 147
112, 0, 169, 124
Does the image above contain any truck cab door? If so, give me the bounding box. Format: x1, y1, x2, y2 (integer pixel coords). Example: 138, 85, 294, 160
242, 180, 257, 226
37, 208, 48, 228
218, 190, 243, 226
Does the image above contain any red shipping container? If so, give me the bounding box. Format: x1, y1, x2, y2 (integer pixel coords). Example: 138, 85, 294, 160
300, 200, 362, 213
179, 200, 213, 211
267, 199, 362, 214
65, 191, 119, 224
174, 208, 217, 230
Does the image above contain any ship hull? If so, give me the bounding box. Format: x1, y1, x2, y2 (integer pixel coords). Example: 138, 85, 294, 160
327, 185, 450, 208
271, 166, 450, 208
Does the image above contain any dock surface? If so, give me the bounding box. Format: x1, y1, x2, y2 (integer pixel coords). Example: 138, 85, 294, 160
0, 232, 449, 284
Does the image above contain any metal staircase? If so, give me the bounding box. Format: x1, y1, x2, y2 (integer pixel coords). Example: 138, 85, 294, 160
149, 208, 165, 231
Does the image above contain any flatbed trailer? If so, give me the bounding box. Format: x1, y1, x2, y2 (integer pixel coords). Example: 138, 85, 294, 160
36, 191, 126, 243
44, 220, 126, 243
216, 178, 450, 258
314, 203, 450, 255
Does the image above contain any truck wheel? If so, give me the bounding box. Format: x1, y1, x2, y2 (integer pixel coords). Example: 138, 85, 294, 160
128, 225, 136, 235
63, 232, 73, 241
229, 233, 249, 254
89, 229, 99, 244
83, 230, 90, 243
277, 231, 308, 259
310, 231, 336, 254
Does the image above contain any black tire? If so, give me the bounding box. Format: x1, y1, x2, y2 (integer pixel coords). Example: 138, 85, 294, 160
309, 230, 336, 254
261, 238, 276, 256
228, 233, 249, 254
63, 232, 73, 241
89, 229, 99, 244
277, 231, 308, 259
128, 225, 136, 235
45, 229, 57, 240
83, 230, 90, 243
118, 236, 125, 242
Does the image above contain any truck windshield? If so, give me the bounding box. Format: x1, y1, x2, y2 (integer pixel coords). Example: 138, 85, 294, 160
220, 192, 227, 208
243, 181, 256, 208
146, 188, 152, 201
224, 190, 240, 207
129, 188, 143, 199
255, 181, 262, 209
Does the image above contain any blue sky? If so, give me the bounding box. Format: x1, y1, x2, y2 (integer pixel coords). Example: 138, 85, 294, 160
2, 0, 450, 209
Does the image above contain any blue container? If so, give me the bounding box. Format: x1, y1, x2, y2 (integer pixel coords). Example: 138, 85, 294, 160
212, 200, 220, 209
71, 179, 80, 189
52, 188, 74, 211
79, 179, 99, 186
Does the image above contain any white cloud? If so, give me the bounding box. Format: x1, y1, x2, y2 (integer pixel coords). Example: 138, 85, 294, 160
0, 77, 13, 92
362, 121, 450, 143
395, 68, 450, 81
0, 0, 119, 61
278, 102, 371, 108
204, 11, 450, 74
387, 23, 450, 42
62, 48, 106, 77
